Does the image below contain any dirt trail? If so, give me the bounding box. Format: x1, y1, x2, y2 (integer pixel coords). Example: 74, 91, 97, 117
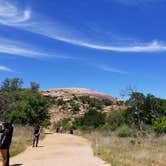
9, 134, 110, 166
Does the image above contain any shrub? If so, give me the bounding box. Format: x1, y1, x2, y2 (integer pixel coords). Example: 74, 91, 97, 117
78, 96, 106, 109
80, 125, 92, 131
69, 101, 80, 113
72, 116, 84, 129
101, 99, 113, 106
153, 116, 166, 134
56, 98, 66, 106
97, 124, 112, 131
72, 109, 106, 129
83, 109, 106, 128
116, 125, 133, 137
106, 110, 125, 130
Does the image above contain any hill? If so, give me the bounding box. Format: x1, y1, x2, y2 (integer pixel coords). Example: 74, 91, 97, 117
42, 88, 117, 101
41, 88, 125, 124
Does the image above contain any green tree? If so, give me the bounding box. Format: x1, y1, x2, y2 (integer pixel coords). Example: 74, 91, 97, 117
1, 78, 23, 91
0, 78, 52, 126
30, 82, 40, 92
127, 92, 145, 130
106, 110, 125, 130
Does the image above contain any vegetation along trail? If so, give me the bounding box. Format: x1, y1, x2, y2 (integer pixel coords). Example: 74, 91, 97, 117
9, 134, 110, 166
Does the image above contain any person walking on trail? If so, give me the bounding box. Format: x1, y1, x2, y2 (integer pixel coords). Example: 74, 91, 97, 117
0, 124, 3, 139
59, 126, 63, 133
0, 122, 11, 166
32, 125, 41, 147
6, 122, 14, 166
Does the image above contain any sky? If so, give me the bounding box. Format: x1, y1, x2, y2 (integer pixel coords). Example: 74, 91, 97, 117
0, 0, 166, 99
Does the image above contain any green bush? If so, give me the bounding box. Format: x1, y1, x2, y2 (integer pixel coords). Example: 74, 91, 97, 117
80, 125, 92, 131
116, 125, 133, 137
72, 109, 106, 129
83, 109, 106, 128
97, 124, 112, 131
101, 99, 113, 106
0, 78, 52, 126
106, 110, 125, 130
69, 101, 80, 113
72, 116, 84, 129
56, 98, 66, 106
153, 116, 166, 134
78, 96, 110, 109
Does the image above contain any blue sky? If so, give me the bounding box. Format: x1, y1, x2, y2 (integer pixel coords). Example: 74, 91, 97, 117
0, 0, 166, 99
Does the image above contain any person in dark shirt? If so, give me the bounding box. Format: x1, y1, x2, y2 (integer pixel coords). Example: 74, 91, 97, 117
0, 122, 10, 166
32, 125, 41, 147
6, 122, 14, 166
0, 124, 3, 138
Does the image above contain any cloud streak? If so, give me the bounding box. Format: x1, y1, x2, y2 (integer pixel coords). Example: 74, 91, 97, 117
0, 65, 13, 72
27, 22, 166, 53
0, 39, 47, 58
0, 38, 73, 59
1, 1, 166, 53
0, 0, 31, 26
97, 64, 127, 74
52, 39, 166, 53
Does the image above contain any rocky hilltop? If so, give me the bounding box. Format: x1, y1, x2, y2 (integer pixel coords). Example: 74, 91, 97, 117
41, 88, 124, 124
42, 88, 117, 102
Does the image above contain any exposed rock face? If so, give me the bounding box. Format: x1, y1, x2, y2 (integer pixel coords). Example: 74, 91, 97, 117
41, 88, 125, 124
42, 88, 117, 102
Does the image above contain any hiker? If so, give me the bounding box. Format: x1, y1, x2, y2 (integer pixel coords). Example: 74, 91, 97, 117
56, 127, 60, 133
32, 125, 41, 147
0, 122, 11, 166
6, 122, 14, 166
59, 126, 63, 133
69, 129, 74, 134
0, 124, 3, 138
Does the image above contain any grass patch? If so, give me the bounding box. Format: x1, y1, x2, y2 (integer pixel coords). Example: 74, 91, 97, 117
10, 125, 33, 157
82, 131, 166, 166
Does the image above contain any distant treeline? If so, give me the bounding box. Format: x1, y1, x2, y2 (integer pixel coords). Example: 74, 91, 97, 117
0, 78, 52, 126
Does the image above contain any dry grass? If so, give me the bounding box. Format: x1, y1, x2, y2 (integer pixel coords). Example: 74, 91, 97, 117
83, 131, 166, 166
10, 125, 33, 157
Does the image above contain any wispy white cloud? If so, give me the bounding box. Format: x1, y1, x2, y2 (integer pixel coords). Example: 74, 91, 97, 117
97, 64, 127, 74
0, 0, 31, 26
0, 65, 13, 72
0, 39, 47, 58
27, 23, 166, 53
0, 38, 73, 59
1, 1, 166, 53
77, 40, 166, 53
25, 23, 166, 53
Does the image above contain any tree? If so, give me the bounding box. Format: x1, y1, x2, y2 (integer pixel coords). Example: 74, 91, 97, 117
142, 94, 161, 124
1, 78, 11, 91
127, 92, 145, 130
11, 78, 23, 90
1, 78, 23, 91
0, 78, 52, 126
83, 109, 106, 128
30, 82, 40, 92
121, 87, 146, 130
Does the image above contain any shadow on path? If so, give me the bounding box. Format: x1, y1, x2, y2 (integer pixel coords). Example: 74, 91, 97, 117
36, 145, 44, 148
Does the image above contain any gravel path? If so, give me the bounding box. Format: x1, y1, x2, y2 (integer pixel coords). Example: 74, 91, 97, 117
9, 134, 110, 166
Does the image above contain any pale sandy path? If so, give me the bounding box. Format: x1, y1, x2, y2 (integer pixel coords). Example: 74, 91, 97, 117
9, 134, 110, 166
